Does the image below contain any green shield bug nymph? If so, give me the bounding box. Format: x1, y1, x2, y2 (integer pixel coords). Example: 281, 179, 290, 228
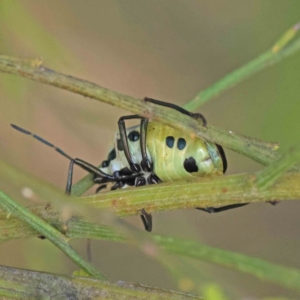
11, 97, 248, 232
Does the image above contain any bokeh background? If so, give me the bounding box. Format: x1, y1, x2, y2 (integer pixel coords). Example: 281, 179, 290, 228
0, 1, 300, 299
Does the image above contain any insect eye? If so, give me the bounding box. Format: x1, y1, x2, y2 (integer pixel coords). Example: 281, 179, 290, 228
128, 131, 140, 142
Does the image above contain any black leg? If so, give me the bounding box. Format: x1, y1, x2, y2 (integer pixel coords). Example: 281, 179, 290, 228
96, 185, 107, 193
216, 144, 227, 174
133, 175, 153, 232
74, 158, 115, 180
66, 160, 75, 194
108, 173, 152, 232
64, 158, 117, 194
10, 124, 118, 192
147, 173, 161, 184
135, 176, 146, 187
118, 115, 153, 173
140, 209, 152, 232
269, 201, 280, 206
140, 118, 153, 172
111, 181, 125, 190
196, 203, 249, 213
118, 115, 144, 173
144, 97, 207, 126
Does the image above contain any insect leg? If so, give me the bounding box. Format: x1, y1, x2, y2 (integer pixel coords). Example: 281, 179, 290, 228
11, 124, 116, 193
101, 113, 155, 230
144, 97, 207, 126
196, 203, 249, 213
140, 118, 153, 172
66, 158, 117, 193
66, 160, 75, 194
95, 185, 107, 193
118, 115, 144, 173
216, 144, 228, 174
140, 209, 152, 232
133, 175, 153, 232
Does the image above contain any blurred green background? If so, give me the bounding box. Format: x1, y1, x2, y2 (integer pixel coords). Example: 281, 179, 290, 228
0, 1, 300, 299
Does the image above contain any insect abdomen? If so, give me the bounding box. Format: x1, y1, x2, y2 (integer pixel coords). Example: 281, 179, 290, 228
146, 122, 224, 182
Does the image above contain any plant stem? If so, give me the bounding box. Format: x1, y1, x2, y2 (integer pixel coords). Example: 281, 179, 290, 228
0, 55, 277, 167
2, 205, 300, 292
153, 236, 300, 292
75, 172, 300, 217
0, 265, 199, 300
255, 143, 300, 189
0, 190, 106, 279
184, 22, 300, 110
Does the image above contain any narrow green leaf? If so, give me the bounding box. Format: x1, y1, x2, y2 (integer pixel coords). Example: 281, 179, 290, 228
0, 190, 106, 279
2, 200, 300, 292
0, 265, 199, 300
153, 236, 300, 292
255, 143, 300, 189
184, 22, 300, 111
0, 55, 278, 168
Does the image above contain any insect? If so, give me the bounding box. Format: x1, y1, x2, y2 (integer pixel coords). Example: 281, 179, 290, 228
11, 98, 248, 231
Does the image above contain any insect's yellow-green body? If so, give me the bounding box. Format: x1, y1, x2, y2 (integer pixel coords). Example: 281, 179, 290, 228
103, 121, 226, 184
146, 122, 224, 181
10, 100, 228, 233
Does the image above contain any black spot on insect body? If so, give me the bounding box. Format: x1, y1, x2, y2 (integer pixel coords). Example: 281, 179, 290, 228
128, 130, 140, 142
107, 148, 116, 162
117, 139, 124, 151
166, 136, 175, 148
184, 157, 198, 173
177, 138, 186, 150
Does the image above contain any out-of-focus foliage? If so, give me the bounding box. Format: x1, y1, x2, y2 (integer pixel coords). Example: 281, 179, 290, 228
0, 1, 74, 99
1, 1, 300, 299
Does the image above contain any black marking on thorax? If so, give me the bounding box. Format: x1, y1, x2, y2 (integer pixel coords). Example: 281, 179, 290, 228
117, 139, 124, 151
104, 148, 116, 166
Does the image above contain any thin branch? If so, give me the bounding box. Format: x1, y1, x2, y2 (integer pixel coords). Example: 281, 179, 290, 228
1, 155, 300, 220
76, 171, 300, 217
0, 204, 125, 244
0, 265, 199, 300
255, 143, 300, 189
153, 236, 300, 292
0, 55, 277, 167
2, 206, 300, 292
0, 190, 106, 279
75, 141, 300, 215
184, 22, 300, 110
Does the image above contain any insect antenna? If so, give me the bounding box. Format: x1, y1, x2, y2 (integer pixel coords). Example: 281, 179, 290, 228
11, 124, 116, 183
10, 124, 73, 161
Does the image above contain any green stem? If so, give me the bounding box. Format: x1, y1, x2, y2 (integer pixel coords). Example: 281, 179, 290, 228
1, 155, 300, 220
0, 190, 106, 279
0, 265, 199, 300
184, 22, 300, 110
71, 171, 96, 196
2, 205, 300, 293
153, 236, 300, 292
255, 143, 300, 189
75, 172, 300, 217
0, 55, 277, 167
